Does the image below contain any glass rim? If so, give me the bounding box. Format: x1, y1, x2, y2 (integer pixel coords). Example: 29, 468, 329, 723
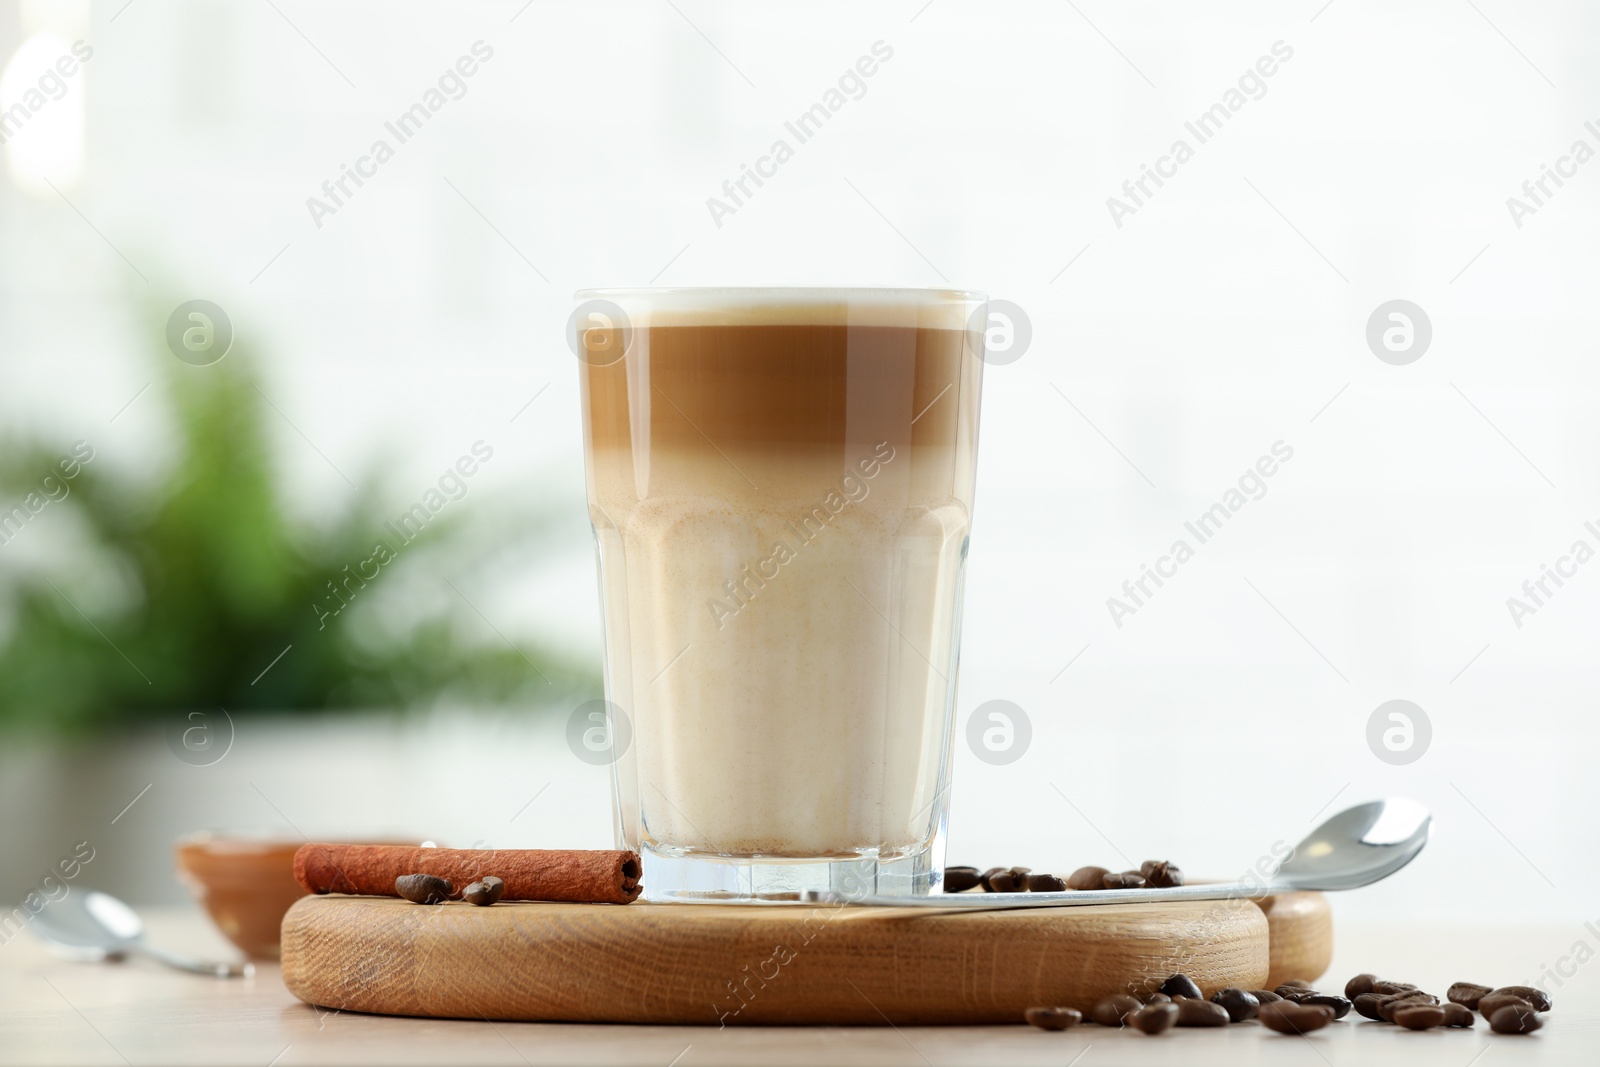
573, 286, 986, 304
572, 287, 986, 329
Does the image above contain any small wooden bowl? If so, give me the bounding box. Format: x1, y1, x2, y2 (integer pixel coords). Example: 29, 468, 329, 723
175, 833, 307, 959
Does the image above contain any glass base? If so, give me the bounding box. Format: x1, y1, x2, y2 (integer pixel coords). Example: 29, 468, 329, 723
637, 843, 942, 903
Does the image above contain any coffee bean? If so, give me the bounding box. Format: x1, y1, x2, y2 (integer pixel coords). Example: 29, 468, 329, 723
395, 873, 452, 905
1089, 994, 1142, 1027
943, 866, 982, 893
1175, 998, 1229, 1027
1130, 1001, 1179, 1034
1259, 1001, 1335, 1034
1352, 992, 1386, 1020
1489, 1003, 1544, 1034
1476, 992, 1531, 1020
1250, 989, 1285, 1006
1139, 860, 1184, 888
979, 867, 1008, 891
1488, 985, 1551, 1012
1211, 987, 1260, 1022
1279, 979, 1315, 990
1025, 873, 1067, 893
462, 876, 504, 906
1446, 981, 1491, 1010
1377, 992, 1438, 1022
1393, 1004, 1447, 1030
1303, 993, 1352, 1020
1273, 985, 1315, 1003
1371, 979, 1418, 996
1159, 974, 1203, 1000
1345, 973, 1377, 999
1023, 1006, 1082, 1031
988, 867, 1031, 893
1441, 1003, 1476, 1028
1143, 992, 1171, 1004
1102, 871, 1147, 889
1067, 866, 1109, 891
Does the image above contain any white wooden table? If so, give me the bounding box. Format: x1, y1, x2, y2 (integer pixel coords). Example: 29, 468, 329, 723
1, 908, 1592, 1065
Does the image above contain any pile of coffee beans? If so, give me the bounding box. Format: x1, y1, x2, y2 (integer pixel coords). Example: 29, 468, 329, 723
1022, 971, 1553, 1038
395, 872, 506, 906
1345, 974, 1550, 1034
945, 859, 1183, 894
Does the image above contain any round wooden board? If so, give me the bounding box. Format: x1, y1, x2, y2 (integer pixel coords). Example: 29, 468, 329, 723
280, 892, 1330, 1025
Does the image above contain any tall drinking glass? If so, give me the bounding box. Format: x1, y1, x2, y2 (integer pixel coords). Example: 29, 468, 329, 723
574, 288, 986, 900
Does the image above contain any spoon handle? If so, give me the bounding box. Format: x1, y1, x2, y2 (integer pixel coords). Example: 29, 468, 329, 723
129, 940, 255, 978
801, 881, 1283, 909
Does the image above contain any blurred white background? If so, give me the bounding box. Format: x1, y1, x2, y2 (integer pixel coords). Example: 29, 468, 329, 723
2, 0, 1597, 940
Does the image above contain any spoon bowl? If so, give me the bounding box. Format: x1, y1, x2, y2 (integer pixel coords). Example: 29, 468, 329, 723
29, 889, 252, 977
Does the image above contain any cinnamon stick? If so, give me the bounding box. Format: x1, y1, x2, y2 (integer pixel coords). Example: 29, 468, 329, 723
294, 844, 642, 904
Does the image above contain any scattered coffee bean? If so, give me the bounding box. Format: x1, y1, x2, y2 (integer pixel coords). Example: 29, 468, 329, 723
1130, 1001, 1179, 1034
1488, 985, 1551, 1013
1089, 994, 1143, 1027
1302, 993, 1352, 1020
1489, 1003, 1544, 1034
462, 876, 504, 906
1273, 985, 1315, 1003
1175, 998, 1230, 1027
1067, 866, 1109, 891
1102, 871, 1147, 889
1393, 1004, 1447, 1030
1211, 987, 1260, 1022
1345, 973, 1377, 999
1143, 992, 1172, 1004
1025, 873, 1067, 893
1259, 1001, 1336, 1034
1023, 1006, 1082, 1031
1160, 974, 1203, 1001
1378, 992, 1439, 1022
943, 866, 982, 893
1250, 989, 1285, 1006
979, 867, 1008, 891
1446, 981, 1491, 1010
987, 867, 1031, 893
1352, 993, 1386, 1020
1441, 1003, 1476, 1028
1279, 979, 1315, 990
1476, 992, 1531, 1020
395, 873, 452, 905
1371, 979, 1418, 996
1139, 860, 1184, 888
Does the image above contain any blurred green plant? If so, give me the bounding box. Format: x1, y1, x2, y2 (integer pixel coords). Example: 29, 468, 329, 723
0, 336, 593, 735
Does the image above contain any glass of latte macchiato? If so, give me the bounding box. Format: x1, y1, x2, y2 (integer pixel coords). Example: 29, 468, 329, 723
573, 288, 986, 900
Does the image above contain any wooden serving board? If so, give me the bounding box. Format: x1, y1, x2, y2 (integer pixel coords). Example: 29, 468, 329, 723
281, 892, 1330, 1025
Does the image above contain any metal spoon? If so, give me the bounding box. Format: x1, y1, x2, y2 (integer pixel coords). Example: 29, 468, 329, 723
802, 797, 1431, 909
28, 889, 253, 977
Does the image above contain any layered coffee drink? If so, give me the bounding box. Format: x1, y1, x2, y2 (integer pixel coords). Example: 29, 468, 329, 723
576, 288, 985, 898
